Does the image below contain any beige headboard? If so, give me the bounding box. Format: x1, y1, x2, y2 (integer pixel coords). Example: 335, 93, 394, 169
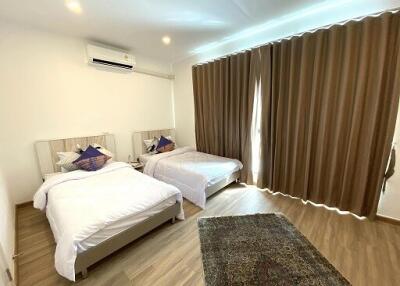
132, 129, 175, 161
35, 133, 116, 177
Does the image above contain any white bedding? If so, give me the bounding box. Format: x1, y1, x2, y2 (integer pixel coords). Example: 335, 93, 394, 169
43, 172, 63, 181
33, 162, 183, 281
144, 147, 242, 209
47, 195, 178, 253
139, 153, 153, 165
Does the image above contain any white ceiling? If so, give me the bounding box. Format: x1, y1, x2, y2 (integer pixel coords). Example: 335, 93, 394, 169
0, 0, 347, 63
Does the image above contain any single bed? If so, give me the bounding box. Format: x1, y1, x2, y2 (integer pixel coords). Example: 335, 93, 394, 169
34, 134, 183, 281
132, 129, 242, 209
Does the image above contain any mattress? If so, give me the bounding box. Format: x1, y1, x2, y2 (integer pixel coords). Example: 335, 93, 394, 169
144, 147, 243, 208
44, 172, 63, 181
138, 153, 153, 165
46, 194, 177, 253
33, 162, 183, 281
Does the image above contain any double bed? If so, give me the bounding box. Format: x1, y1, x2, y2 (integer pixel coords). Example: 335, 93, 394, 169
34, 134, 183, 281
133, 129, 243, 209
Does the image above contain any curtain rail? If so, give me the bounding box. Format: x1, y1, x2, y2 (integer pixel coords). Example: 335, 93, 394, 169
193, 7, 400, 67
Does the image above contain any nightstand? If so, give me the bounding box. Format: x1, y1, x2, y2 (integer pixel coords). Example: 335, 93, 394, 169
129, 162, 144, 172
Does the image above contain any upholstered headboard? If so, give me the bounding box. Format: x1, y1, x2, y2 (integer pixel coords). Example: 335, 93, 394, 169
132, 129, 175, 161
35, 133, 116, 177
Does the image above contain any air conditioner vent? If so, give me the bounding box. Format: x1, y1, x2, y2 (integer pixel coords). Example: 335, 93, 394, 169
87, 44, 136, 71
92, 58, 133, 70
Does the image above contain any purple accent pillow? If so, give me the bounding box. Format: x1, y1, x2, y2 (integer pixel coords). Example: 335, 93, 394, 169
156, 136, 175, 153
73, 145, 111, 171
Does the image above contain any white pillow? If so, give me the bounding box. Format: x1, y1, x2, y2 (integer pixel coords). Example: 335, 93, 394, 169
144, 137, 159, 153
143, 139, 151, 147
143, 136, 177, 153
56, 152, 80, 172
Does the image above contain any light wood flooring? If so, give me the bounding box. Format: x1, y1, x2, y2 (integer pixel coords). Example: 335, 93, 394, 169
16, 184, 400, 286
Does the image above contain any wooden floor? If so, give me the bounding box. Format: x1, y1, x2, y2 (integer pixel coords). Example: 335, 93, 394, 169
16, 184, 400, 286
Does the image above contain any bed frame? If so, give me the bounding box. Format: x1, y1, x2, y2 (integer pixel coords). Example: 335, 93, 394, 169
205, 170, 241, 198
75, 202, 180, 278
132, 129, 241, 199
132, 128, 176, 161
35, 133, 117, 178
34, 134, 181, 279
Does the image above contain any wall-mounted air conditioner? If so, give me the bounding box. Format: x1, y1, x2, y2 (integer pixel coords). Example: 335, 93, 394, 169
86, 44, 136, 71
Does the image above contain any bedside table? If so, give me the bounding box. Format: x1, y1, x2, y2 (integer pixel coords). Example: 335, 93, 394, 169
129, 162, 144, 172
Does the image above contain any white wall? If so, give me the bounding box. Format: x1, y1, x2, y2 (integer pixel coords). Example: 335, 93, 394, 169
377, 110, 400, 219
172, 57, 197, 147
0, 22, 175, 203
0, 169, 15, 284
172, 0, 400, 218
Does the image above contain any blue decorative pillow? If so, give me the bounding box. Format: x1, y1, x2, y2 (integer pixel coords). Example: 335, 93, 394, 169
73, 145, 111, 171
156, 136, 175, 153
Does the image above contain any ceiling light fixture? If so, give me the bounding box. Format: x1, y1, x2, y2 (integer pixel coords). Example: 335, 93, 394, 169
65, 0, 82, 14
162, 36, 171, 45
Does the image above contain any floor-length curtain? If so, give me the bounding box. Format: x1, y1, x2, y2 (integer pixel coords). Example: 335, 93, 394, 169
254, 44, 273, 188
192, 51, 258, 183
256, 11, 400, 217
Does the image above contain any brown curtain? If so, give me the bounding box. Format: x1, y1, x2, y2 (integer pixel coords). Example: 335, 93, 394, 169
256, 11, 400, 217
192, 51, 258, 183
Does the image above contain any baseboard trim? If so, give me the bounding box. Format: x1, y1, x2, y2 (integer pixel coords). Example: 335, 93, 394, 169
376, 214, 400, 226
14, 201, 33, 285
14, 206, 19, 286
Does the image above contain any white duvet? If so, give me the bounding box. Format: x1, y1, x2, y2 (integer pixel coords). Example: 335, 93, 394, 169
33, 162, 183, 281
144, 147, 243, 208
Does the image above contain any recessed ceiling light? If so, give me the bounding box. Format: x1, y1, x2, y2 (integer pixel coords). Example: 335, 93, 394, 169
65, 0, 82, 14
162, 36, 171, 45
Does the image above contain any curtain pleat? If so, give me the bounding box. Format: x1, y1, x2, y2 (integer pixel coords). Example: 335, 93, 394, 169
192, 51, 256, 183
256, 11, 400, 217
192, 10, 400, 218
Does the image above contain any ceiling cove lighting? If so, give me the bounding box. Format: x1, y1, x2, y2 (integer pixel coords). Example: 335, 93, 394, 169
166, 11, 225, 28
162, 36, 171, 45
191, 0, 352, 54
65, 0, 82, 14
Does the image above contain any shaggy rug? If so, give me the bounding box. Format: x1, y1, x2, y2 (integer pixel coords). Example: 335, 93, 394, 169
197, 213, 350, 286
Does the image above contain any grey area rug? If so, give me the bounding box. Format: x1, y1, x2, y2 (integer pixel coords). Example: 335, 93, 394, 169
197, 213, 350, 286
